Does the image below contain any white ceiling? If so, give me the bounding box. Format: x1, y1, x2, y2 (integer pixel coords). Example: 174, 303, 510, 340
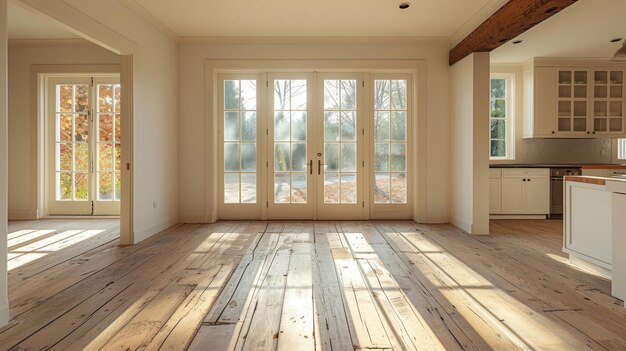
7, 0, 78, 40
491, 0, 626, 63
132, 0, 497, 37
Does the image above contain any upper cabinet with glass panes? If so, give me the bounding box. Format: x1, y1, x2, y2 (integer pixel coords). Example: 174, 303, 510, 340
522, 58, 626, 138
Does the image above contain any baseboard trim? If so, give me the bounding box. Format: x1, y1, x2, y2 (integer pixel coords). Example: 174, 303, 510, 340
0, 303, 8, 327
8, 210, 38, 220
450, 216, 472, 234
133, 216, 179, 244
569, 255, 612, 280
178, 214, 206, 223
423, 212, 449, 223
490, 214, 548, 220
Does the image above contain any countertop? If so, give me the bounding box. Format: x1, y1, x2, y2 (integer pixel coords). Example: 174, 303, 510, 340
490, 164, 626, 169
565, 175, 626, 186
490, 164, 580, 168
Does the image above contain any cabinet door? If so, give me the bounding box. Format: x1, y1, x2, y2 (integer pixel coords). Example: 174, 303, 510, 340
556, 69, 589, 136
501, 178, 525, 214
533, 67, 557, 137
525, 178, 550, 214
592, 70, 624, 135
489, 179, 502, 214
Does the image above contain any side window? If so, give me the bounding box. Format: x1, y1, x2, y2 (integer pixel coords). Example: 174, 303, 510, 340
490, 76, 514, 160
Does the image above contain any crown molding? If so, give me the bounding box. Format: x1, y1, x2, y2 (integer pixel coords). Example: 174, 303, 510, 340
118, 0, 179, 43
8, 38, 95, 47
179, 36, 450, 46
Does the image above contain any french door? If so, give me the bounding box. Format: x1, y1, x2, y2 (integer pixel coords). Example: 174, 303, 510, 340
47, 76, 121, 215
218, 71, 411, 220
315, 73, 365, 219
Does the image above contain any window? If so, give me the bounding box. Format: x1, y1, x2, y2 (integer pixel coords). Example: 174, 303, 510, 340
489, 75, 514, 160
618, 139, 626, 160
374, 79, 408, 204
223, 79, 257, 204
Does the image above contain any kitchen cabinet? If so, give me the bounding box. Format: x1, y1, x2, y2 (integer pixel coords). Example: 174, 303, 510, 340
565, 177, 626, 304
523, 59, 626, 138
501, 178, 525, 213
564, 179, 612, 275
490, 168, 550, 216
523, 65, 557, 138
612, 191, 626, 302
526, 176, 550, 214
489, 169, 502, 213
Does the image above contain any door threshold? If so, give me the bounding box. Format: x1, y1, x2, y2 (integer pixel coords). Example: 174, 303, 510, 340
45, 215, 120, 219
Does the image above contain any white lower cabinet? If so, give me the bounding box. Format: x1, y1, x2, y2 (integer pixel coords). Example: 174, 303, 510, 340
490, 168, 550, 216
526, 177, 550, 214
501, 178, 526, 213
489, 169, 502, 214
489, 179, 502, 213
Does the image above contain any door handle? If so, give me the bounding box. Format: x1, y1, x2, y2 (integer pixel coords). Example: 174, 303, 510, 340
309, 160, 313, 175
318, 159, 324, 175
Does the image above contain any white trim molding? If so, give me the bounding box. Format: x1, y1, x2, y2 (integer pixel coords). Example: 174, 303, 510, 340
133, 215, 179, 244
118, 0, 178, 43
204, 59, 427, 223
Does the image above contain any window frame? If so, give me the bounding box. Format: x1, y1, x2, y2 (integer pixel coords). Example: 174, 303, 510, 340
368, 73, 414, 219
616, 138, 626, 161
489, 73, 515, 161
217, 73, 264, 220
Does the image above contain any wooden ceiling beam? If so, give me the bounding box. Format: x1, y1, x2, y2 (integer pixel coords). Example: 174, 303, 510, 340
449, 0, 578, 66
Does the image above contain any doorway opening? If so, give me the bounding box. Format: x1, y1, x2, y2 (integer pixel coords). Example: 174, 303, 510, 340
44, 74, 121, 216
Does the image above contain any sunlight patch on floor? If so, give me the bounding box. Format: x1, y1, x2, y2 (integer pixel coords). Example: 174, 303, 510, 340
385, 228, 582, 350
8, 229, 105, 271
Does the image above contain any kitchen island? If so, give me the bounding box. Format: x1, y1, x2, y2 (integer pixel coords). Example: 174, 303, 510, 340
564, 176, 626, 305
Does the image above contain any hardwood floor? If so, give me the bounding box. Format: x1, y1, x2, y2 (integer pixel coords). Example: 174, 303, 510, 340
1, 219, 625, 350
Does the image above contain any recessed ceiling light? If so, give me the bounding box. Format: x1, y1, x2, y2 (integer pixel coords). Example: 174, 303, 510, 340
513, 40, 523, 44
611, 38, 623, 43
399, 2, 410, 9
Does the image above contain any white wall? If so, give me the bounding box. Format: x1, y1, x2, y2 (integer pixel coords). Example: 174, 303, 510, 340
178, 39, 452, 223
7, 40, 120, 220
0, 0, 9, 327
18, 0, 180, 243
450, 52, 490, 235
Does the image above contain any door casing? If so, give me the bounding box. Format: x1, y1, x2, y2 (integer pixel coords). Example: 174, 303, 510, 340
210, 61, 424, 221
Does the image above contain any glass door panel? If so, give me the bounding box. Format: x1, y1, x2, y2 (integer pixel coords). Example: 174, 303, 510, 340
218, 74, 262, 219
374, 79, 408, 204
94, 78, 121, 215
369, 73, 412, 219
49, 81, 92, 215
268, 74, 315, 219
316, 74, 364, 219
223, 79, 257, 204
